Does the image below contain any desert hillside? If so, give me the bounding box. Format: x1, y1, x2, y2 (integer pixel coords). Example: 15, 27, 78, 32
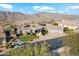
0, 11, 79, 24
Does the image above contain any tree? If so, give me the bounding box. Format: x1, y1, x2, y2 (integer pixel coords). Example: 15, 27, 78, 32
14, 27, 17, 34
41, 27, 48, 35
3, 26, 11, 42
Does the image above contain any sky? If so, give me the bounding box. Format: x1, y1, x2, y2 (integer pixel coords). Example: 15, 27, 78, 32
0, 3, 79, 15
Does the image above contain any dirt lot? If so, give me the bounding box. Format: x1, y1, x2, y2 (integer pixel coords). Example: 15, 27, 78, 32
38, 32, 66, 41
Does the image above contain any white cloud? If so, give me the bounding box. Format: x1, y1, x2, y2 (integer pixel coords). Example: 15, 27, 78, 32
33, 6, 56, 11
19, 8, 26, 13
66, 6, 79, 9
58, 10, 64, 13
0, 4, 13, 10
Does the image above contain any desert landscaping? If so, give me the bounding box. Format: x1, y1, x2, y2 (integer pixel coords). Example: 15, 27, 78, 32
0, 3, 79, 56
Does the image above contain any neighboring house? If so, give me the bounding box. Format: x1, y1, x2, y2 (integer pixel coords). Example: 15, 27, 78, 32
47, 26, 64, 33
76, 23, 79, 29
46, 24, 64, 33
16, 23, 43, 35
58, 20, 78, 29
17, 26, 31, 34
64, 25, 77, 29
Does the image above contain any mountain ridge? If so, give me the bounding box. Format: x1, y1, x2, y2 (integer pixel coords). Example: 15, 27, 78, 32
0, 11, 79, 24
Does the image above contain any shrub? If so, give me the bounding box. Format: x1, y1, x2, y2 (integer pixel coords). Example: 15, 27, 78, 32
41, 28, 48, 36
63, 27, 73, 34
63, 27, 69, 32
6, 42, 51, 56
63, 33, 79, 56
32, 33, 36, 36
27, 32, 31, 35
53, 22, 58, 26
9, 24, 14, 29
20, 31, 23, 36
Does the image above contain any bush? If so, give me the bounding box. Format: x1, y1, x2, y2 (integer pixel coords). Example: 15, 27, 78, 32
63, 27, 73, 34
41, 28, 48, 35
32, 33, 36, 36
6, 42, 51, 56
27, 32, 31, 35
53, 22, 58, 26
9, 24, 14, 29
63, 27, 70, 32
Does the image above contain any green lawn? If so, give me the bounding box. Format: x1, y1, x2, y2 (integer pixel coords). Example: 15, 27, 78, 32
20, 35, 39, 42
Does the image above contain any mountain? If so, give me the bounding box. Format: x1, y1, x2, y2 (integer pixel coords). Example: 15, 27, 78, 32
31, 12, 79, 22
0, 11, 79, 24
0, 11, 31, 24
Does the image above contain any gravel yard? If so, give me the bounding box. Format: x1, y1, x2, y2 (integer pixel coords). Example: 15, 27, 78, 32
38, 32, 66, 41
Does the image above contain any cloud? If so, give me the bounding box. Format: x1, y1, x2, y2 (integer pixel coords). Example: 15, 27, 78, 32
66, 6, 79, 9
19, 8, 26, 13
33, 6, 56, 11
58, 10, 64, 13
0, 4, 13, 10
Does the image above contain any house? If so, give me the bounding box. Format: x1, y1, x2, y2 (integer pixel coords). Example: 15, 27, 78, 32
57, 20, 78, 29
46, 24, 64, 33
47, 26, 64, 33
15, 23, 42, 35
16, 25, 30, 35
